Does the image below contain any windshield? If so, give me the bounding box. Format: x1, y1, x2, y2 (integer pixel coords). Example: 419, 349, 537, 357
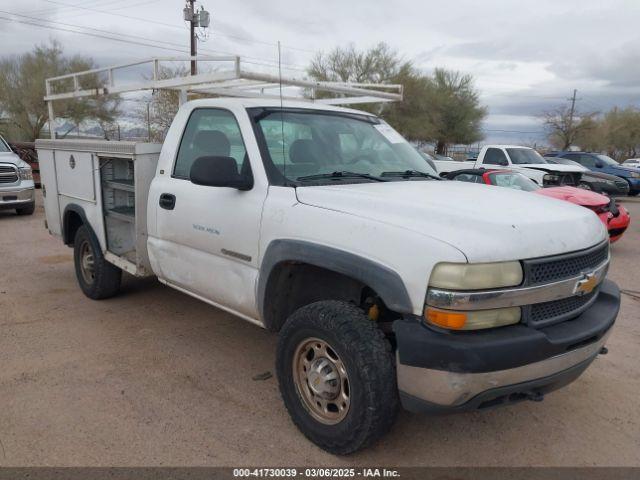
507, 148, 547, 165
597, 155, 619, 166
0, 137, 10, 153
487, 172, 540, 192
250, 109, 438, 184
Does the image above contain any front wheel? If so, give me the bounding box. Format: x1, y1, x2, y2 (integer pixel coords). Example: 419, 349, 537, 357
276, 301, 398, 455
73, 225, 122, 299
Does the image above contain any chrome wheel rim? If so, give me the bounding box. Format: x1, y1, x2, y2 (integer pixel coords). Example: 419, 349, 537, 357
293, 337, 350, 425
79, 240, 95, 285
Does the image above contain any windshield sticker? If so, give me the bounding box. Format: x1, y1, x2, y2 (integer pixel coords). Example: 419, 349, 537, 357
374, 124, 406, 144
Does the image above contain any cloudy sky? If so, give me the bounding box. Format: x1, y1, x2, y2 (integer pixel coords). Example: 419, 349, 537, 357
1, 0, 639, 144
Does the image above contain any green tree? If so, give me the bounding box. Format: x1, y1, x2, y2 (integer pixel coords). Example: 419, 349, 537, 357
307, 43, 486, 152
0, 41, 120, 141
602, 107, 640, 159
423, 69, 486, 154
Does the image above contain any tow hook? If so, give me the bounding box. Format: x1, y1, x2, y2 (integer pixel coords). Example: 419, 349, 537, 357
526, 392, 544, 402
600, 346, 609, 355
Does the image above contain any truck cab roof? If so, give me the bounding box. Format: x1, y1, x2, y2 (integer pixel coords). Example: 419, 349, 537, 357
182, 97, 377, 118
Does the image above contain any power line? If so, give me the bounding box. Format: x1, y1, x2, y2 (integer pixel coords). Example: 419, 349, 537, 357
25, 0, 135, 18
39, 0, 315, 56
0, 14, 192, 54
0, 11, 307, 72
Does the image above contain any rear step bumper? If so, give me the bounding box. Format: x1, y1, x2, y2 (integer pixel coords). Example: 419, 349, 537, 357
394, 280, 619, 413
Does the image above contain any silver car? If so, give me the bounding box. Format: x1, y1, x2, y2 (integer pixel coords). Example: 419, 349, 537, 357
0, 135, 35, 215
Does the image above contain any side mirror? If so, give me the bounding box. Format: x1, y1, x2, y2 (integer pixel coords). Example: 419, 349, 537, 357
595, 162, 603, 168
190, 156, 253, 191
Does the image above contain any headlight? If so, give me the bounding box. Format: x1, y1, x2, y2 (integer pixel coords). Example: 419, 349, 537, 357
425, 306, 521, 330
543, 173, 560, 182
428, 261, 523, 290
19, 167, 33, 181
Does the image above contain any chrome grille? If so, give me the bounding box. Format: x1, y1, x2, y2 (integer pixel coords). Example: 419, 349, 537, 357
0, 164, 18, 184
523, 242, 609, 286
526, 290, 598, 328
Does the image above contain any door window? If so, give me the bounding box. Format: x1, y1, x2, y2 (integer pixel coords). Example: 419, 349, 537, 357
565, 153, 596, 168
452, 172, 484, 184
483, 148, 509, 166
174, 109, 248, 179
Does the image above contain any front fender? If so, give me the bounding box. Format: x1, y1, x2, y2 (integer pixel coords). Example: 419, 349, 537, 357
257, 239, 413, 321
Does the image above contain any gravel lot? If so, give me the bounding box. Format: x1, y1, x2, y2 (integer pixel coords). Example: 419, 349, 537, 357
1, 192, 639, 467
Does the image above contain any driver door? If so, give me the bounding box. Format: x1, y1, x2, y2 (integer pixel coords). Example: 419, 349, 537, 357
148, 107, 267, 320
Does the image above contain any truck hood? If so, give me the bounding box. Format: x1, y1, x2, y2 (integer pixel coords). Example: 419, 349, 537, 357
295, 181, 606, 262
611, 165, 640, 174
534, 186, 609, 207
0, 151, 26, 167
516, 163, 584, 173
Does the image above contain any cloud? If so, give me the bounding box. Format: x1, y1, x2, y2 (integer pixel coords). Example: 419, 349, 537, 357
2, 0, 639, 145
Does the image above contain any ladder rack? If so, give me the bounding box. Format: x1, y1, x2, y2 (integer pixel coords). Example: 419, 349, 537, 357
44, 56, 403, 139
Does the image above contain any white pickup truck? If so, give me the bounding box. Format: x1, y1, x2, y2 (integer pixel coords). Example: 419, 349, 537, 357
36, 60, 620, 453
434, 145, 585, 187
0, 135, 36, 215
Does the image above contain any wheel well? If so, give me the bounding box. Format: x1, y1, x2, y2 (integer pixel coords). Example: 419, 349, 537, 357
64, 210, 84, 246
263, 262, 382, 332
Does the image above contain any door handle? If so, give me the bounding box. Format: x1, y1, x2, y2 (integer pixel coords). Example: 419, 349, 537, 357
159, 193, 176, 210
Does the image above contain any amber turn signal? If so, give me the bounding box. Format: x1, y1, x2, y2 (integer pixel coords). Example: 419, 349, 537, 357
425, 308, 467, 330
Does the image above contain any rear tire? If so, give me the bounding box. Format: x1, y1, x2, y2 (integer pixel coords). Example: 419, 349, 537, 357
16, 203, 35, 215
73, 225, 122, 299
276, 300, 398, 455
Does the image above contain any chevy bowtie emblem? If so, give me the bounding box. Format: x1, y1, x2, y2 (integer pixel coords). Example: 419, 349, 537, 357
575, 272, 597, 296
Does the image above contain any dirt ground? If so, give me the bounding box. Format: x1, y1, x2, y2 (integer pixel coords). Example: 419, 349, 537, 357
0, 192, 639, 467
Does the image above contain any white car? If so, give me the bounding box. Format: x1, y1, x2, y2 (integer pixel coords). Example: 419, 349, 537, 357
622, 158, 640, 169
37, 98, 620, 455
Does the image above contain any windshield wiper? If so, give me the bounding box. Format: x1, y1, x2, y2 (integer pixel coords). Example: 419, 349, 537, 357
381, 170, 442, 181
296, 171, 389, 182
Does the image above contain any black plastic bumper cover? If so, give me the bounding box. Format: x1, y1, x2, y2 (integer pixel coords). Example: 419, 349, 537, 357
394, 279, 620, 374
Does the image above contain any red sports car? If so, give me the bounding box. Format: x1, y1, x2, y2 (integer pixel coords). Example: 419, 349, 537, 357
447, 169, 630, 243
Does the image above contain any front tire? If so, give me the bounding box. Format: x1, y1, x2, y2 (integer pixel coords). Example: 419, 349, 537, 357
276, 301, 398, 455
73, 225, 122, 299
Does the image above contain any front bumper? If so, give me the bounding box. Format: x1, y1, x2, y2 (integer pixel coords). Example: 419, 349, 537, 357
626, 177, 640, 193
394, 279, 620, 413
606, 205, 630, 243
0, 186, 35, 210
598, 180, 629, 196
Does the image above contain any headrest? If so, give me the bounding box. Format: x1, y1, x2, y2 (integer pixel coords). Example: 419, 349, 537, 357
193, 130, 231, 157
289, 139, 321, 164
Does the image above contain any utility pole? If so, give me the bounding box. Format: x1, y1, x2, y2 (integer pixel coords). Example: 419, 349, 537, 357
146, 102, 152, 142
184, 1, 210, 76
568, 89, 578, 127
188, 0, 197, 75
567, 89, 578, 148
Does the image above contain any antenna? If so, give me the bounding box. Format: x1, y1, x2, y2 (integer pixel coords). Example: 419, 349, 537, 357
278, 41, 286, 181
